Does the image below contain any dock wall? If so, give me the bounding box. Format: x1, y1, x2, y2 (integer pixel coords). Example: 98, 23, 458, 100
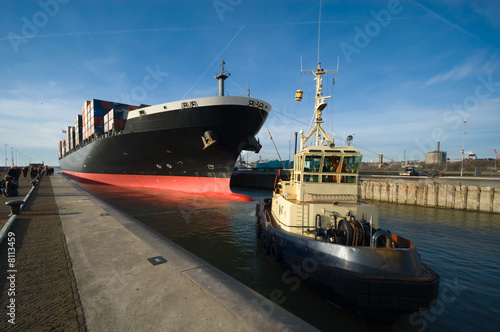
360, 176, 500, 214
231, 171, 500, 213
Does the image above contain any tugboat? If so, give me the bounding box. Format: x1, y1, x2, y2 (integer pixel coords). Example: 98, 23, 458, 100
255, 63, 439, 326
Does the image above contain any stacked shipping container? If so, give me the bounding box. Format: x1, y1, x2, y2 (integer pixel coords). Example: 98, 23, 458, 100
84, 99, 105, 139
81, 100, 91, 140
75, 114, 83, 146
104, 107, 128, 133
58, 140, 65, 159
59, 99, 137, 158
66, 126, 75, 151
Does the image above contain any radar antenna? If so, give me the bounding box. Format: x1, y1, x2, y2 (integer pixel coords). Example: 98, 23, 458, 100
300, 62, 338, 150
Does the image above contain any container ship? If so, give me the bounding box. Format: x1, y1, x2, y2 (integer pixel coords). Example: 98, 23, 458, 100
58, 61, 271, 201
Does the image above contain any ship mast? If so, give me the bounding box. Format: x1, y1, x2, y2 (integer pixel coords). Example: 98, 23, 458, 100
215, 60, 230, 96
300, 62, 338, 150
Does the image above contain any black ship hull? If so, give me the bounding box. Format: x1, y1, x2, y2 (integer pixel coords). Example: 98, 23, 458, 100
59, 97, 270, 200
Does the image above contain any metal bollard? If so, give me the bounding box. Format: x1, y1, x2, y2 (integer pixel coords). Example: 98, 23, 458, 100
5, 200, 25, 215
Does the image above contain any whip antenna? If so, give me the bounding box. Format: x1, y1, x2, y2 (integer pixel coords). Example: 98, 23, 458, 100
317, 0, 322, 63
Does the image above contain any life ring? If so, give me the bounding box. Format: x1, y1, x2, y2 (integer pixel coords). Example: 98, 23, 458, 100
270, 243, 282, 262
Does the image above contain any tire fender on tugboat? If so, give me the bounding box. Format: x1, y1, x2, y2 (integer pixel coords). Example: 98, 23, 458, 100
260, 233, 271, 255
270, 243, 282, 262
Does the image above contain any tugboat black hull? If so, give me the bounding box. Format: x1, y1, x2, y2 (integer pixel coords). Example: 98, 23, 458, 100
280, 253, 439, 326
256, 200, 440, 326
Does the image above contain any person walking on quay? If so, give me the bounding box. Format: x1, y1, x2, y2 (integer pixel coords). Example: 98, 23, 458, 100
3, 175, 18, 197
22, 166, 28, 178
30, 166, 38, 179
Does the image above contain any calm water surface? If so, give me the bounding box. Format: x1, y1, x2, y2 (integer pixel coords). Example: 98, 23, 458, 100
73, 181, 500, 332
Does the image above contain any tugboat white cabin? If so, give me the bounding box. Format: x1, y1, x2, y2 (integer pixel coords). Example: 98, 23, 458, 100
273, 145, 379, 237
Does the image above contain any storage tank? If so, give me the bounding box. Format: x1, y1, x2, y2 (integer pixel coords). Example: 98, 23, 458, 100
425, 142, 447, 164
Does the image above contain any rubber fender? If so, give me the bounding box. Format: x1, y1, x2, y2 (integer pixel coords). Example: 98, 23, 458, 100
256, 224, 262, 239
261, 235, 271, 255
270, 243, 282, 262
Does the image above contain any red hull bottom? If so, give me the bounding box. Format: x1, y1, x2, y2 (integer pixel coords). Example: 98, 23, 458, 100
61, 171, 253, 202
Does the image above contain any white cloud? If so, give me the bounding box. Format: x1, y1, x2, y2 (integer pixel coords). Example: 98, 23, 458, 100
425, 51, 499, 87
425, 63, 475, 86
0, 95, 81, 166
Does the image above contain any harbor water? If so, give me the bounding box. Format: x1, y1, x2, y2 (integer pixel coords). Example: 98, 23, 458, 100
73, 181, 500, 332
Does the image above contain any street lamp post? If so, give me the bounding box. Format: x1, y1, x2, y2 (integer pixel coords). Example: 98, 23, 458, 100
4, 144, 7, 171
461, 119, 466, 177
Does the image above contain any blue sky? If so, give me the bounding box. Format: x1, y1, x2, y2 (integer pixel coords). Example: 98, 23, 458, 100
1, 0, 499, 167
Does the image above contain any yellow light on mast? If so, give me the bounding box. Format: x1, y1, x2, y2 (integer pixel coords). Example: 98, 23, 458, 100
295, 90, 303, 101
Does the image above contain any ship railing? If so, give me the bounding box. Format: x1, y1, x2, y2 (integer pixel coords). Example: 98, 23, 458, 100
66, 128, 123, 157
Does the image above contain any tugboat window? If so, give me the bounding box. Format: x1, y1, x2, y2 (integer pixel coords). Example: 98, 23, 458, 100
322, 175, 335, 182
295, 155, 303, 172
343, 156, 361, 173
323, 155, 341, 172
340, 176, 357, 183
303, 155, 321, 172
303, 174, 319, 182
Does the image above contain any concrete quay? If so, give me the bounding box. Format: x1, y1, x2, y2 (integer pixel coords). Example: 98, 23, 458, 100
360, 175, 500, 213
0, 173, 318, 331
